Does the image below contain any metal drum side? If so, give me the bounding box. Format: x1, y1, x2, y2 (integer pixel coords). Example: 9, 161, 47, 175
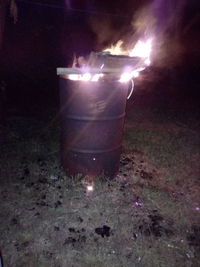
59, 78, 129, 178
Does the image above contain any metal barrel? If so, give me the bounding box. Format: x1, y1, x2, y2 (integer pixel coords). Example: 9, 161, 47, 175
59, 77, 129, 178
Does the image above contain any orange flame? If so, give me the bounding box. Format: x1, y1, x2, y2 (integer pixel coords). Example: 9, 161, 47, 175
103, 40, 127, 56
104, 38, 153, 63
68, 38, 153, 83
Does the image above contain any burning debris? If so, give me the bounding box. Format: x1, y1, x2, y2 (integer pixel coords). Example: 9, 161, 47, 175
57, 38, 153, 83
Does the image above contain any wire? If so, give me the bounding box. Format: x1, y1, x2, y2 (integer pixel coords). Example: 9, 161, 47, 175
127, 79, 134, 100
17, 0, 130, 18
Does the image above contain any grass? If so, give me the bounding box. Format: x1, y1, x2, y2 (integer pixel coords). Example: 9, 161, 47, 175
0, 105, 199, 267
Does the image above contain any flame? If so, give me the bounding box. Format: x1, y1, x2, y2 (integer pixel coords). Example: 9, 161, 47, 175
81, 73, 92, 81
68, 74, 80, 81
68, 38, 153, 83
133, 71, 139, 78
129, 39, 152, 58
114, 38, 153, 82
104, 38, 153, 63
68, 73, 103, 82
103, 40, 127, 55
119, 70, 140, 83
119, 72, 133, 83
91, 74, 104, 81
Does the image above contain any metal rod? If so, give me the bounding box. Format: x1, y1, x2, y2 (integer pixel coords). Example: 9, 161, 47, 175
57, 67, 126, 75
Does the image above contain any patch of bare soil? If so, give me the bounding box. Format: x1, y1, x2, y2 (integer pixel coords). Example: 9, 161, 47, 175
0, 147, 199, 266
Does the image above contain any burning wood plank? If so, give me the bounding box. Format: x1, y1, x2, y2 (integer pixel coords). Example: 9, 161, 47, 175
57, 67, 132, 75
57, 52, 144, 75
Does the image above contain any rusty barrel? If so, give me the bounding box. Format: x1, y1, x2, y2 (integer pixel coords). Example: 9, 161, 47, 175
59, 77, 129, 178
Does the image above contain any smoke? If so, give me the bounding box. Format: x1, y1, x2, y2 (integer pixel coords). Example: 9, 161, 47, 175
132, 0, 187, 67
65, 0, 71, 9
132, 0, 187, 38
89, 15, 130, 51
89, 0, 187, 68
132, 3, 156, 38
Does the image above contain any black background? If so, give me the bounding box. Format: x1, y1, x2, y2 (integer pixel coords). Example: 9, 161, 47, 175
0, 0, 200, 117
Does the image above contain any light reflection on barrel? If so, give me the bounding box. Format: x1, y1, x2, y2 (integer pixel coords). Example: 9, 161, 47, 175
59, 77, 129, 178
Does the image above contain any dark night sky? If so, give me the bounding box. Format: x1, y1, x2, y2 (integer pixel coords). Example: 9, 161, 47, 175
0, 0, 200, 115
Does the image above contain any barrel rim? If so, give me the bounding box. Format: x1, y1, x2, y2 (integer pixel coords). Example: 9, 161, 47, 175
66, 145, 122, 154
62, 113, 126, 121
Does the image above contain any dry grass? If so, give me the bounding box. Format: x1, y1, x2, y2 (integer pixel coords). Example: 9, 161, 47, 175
0, 107, 199, 267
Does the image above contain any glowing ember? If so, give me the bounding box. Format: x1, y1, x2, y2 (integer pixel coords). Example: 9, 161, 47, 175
87, 185, 94, 192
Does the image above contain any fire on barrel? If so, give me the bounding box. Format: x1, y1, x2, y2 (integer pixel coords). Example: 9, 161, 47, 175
57, 38, 153, 178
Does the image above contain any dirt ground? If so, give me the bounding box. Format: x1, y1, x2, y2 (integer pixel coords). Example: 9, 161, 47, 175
0, 104, 199, 267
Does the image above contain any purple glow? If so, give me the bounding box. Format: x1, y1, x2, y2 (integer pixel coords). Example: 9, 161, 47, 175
134, 200, 143, 207
65, 0, 71, 9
